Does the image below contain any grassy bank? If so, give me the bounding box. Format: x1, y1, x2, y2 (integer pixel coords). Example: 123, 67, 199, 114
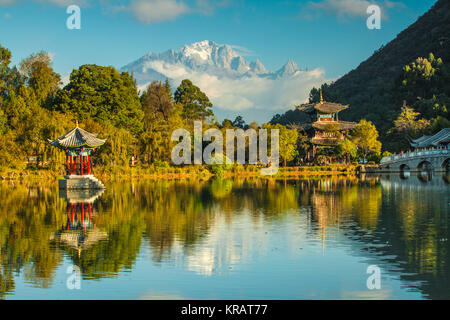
1, 164, 359, 182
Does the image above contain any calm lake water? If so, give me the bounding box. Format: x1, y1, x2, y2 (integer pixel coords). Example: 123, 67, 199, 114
0, 173, 449, 300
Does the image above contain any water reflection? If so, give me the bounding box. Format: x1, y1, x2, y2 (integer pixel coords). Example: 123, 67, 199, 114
0, 173, 448, 299
53, 189, 108, 271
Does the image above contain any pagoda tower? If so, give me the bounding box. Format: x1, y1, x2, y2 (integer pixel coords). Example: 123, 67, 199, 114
48, 122, 106, 190
296, 90, 357, 161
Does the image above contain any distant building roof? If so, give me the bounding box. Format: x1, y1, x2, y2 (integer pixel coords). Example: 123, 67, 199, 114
296, 89, 349, 114
296, 101, 349, 114
410, 128, 450, 148
49, 126, 107, 149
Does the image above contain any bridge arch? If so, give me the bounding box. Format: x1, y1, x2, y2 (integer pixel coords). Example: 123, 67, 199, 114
399, 164, 410, 171
442, 158, 450, 171
417, 160, 433, 171
399, 171, 410, 179
417, 170, 432, 183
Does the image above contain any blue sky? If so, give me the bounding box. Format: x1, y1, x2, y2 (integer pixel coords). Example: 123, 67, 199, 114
0, 0, 438, 121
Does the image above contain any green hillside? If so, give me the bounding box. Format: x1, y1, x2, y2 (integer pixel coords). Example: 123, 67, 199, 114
272, 0, 450, 151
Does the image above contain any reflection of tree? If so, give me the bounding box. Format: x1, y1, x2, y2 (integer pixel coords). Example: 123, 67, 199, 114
305, 178, 381, 231
0, 183, 65, 297
337, 174, 450, 299
139, 179, 302, 263
140, 181, 214, 262
57, 183, 145, 279
375, 174, 450, 299
210, 179, 232, 199
1, 175, 449, 299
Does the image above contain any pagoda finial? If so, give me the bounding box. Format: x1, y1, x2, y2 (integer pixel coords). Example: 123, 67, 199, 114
76, 120, 79, 127
319, 89, 323, 104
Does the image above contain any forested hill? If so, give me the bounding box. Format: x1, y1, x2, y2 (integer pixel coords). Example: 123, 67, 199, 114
329, 0, 449, 129
271, 0, 450, 145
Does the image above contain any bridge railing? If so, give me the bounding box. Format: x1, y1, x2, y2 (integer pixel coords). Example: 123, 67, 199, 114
380, 149, 449, 164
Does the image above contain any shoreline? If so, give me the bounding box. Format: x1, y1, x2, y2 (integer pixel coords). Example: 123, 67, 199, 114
0, 164, 362, 182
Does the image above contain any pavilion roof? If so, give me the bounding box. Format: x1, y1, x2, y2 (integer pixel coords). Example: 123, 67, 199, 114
49, 126, 106, 149
410, 128, 450, 148
54, 229, 108, 251
296, 101, 349, 114
59, 188, 105, 204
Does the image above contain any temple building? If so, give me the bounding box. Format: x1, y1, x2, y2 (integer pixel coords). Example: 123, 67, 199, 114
410, 128, 450, 150
49, 122, 106, 190
296, 91, 357, 161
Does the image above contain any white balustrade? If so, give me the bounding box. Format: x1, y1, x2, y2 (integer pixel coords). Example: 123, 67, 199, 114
380, 147, 449, 165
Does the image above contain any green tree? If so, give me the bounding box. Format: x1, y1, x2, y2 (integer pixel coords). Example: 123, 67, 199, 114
139, 80, 183, 164
221, 119, 233, 129
393, 106, 430, 135
232, 116, 246, 129
351, 120, 382, 160
53, 64, 144, 134
19, 51, 61, 106
386, 106, 430, 151
263, 123, 298, 167
339, 138, 357, 164
174, 79, 214, 122
0, 44, 23, 99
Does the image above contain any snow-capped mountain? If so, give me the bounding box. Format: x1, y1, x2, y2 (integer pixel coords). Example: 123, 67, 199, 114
120, 40, 328, 124
120, 40, 300, 85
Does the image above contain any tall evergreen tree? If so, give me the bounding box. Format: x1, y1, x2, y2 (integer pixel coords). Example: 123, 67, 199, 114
174, 79, 214, 122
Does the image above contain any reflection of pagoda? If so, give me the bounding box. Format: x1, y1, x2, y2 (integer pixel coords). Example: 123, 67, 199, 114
296, 90, 356, 161
52, 189, 107, 256
48, 121, 106, 190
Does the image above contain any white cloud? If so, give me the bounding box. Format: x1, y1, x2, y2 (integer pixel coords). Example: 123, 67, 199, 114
195, 0, 231, 15
138, 60, 331, 122
230, 45, 255, 57
32, 0, 88, 6
0, 0, 15, 5
113, 0, 232, 24
0, 0, 89, 6
126, 0, 190, 24
301, 0, 404, 21
48, 52, 56, 61
0, 0, 230, 23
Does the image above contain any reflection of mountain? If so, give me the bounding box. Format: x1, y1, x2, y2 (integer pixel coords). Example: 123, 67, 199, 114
182, 214, 272, 276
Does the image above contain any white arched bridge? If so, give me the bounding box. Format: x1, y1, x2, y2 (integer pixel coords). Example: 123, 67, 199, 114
380, 149, 450, 172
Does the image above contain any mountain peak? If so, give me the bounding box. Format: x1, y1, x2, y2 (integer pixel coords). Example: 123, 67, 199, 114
121, 41, 302, 83
277, 60, 299, 76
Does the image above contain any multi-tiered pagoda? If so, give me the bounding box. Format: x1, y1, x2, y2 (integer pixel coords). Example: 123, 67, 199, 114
49, 122, 106, 190
296, 91, 356, 161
